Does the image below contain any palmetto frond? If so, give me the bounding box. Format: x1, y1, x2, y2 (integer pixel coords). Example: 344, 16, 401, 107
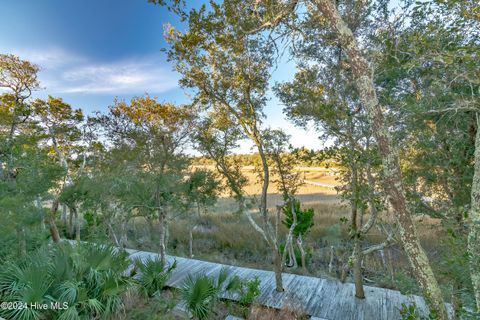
134, 256, 175, 297
0, 243, 132, 320
55, 281, 79, 305
181, 274, 217, 320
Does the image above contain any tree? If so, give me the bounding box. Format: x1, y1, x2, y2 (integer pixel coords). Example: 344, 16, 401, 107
98, 95, 194, 264
190, 0, 446, 314
309, 0, 446, 315
282, 199, 314, 272
163, 2, 308, 291
370, 0, 479, 312
263, 129, 312, 272
0, 134, 63, 254
32, 96, 85, 241
275, 7, 402, 295
0, 54, 39, 150
0, 54, 60, 253
183, 169, 220, 257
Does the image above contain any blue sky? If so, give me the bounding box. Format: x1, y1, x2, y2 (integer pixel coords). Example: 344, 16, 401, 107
0, 0, 320, 152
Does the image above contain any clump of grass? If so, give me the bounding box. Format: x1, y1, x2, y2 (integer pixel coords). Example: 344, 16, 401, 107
248, 303, 309, 320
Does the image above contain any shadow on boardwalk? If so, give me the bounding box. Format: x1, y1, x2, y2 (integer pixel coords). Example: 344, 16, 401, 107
126, 248, 453, 320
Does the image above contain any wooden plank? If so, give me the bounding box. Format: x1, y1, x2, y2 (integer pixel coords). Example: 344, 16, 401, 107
283, 275, 318, 311
362, 286, 389, 320
311, 279, 343, 318
259, 272, 297, 309
125, 249, 452, 320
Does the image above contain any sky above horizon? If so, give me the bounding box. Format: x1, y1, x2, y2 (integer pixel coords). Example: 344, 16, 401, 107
0, 0, 321, 153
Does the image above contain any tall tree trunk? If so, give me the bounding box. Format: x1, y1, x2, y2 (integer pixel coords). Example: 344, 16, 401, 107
349, 149, 365, 299
315, 1, 447, 317
273, 246, 284, 292
158, 209, 167, 265
189, 226, 194, 258
288, 240, 297, 268
253, 132, 286, 292
48, 200, 61, 243
61, 204, 67, 225
297, 236, 307, 273
353, 239, 365, 299
468, 114, 480, 312
329, 245, 335, 273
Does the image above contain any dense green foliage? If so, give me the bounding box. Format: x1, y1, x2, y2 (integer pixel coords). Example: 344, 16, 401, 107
282, 200, 315, 238
0, 243, 132, 320
180, 268, 260, 320
133, 257, 176, 297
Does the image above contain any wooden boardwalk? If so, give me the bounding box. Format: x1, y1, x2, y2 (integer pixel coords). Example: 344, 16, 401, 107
126, 248, 452, 320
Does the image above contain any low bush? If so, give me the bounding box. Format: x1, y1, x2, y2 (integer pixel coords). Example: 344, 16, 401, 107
0, 242, 132, 320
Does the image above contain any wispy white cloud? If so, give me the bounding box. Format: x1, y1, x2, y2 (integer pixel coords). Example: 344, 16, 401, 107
54, 57, 179, 94
1, 46, 179, 95
0, 47, 84, 69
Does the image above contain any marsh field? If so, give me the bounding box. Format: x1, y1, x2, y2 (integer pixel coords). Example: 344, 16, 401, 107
119, 167, 449, 300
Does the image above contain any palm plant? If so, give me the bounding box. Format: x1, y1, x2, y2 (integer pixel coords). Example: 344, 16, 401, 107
0, 242, 133, 320
133, 256, 176, 297
180, 268, 240, 320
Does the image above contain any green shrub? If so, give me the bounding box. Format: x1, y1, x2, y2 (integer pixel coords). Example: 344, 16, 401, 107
180, 268, 239, 320
282, 199, 314, 238
133, 256, 176, 297
399, 302, 441, 320
237, 277, 261, 306
399, 303, 421, 320
0, 242, 133, 320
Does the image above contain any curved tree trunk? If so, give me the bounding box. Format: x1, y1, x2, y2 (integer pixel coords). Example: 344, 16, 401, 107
314, 1, 447, 317
297, 236, 307, 273
349, 145, 365, 299
48, 200, 61, 243
288, 240, 297, 268
254, 132, 286, 292
468, 114, 480, 312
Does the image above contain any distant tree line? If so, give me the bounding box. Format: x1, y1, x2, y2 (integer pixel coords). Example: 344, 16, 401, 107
190, 148, 339, 168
